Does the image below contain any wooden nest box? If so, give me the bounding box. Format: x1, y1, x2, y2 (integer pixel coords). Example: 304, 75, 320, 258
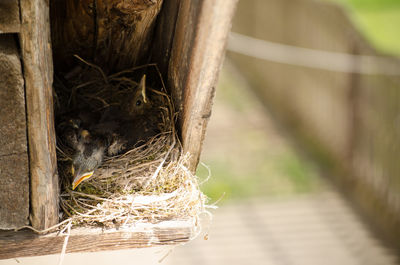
0, 0, 237, 259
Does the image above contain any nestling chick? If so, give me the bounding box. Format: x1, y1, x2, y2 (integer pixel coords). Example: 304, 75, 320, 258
71, 129, 107, 190
56, 109, 100, 150
105, 114, 160, 156
96, 75, 151, 127
59, 75, 160, 190
95, 74, 160, 156
122, 74, 152, 117
57, 118, 81, 150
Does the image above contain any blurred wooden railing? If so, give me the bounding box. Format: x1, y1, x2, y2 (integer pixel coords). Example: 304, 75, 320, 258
228, 0, 400, 250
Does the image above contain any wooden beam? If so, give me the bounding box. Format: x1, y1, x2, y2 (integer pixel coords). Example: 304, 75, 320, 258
167, 0, 238, 171
0, 220, 194, 259
20, 0, 59, 230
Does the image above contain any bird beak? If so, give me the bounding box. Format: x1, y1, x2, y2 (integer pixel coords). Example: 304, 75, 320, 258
139, 74, 148, 103
72, 171, 94, 190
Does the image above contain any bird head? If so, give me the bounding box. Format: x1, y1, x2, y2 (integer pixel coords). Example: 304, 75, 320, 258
57, 117, 82, 150
124, 74, 152, 117
71, 129, 107, 190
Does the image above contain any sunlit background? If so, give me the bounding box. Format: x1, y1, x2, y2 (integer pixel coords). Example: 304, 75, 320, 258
325, 0, 400, 56
4, 0, 400, 264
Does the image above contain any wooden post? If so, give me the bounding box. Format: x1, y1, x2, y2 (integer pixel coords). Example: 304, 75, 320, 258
20, 0, 59, 230
167, 0, 238, 171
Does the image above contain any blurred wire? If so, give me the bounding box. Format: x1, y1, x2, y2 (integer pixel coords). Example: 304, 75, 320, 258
228, 32, 400, 76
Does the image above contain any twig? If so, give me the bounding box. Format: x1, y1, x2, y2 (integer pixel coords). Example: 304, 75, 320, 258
73, 54, 109, 84
14, 218, 73, 234
57, 221, 72, 265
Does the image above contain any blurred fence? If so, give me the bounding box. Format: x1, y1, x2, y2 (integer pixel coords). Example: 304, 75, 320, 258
228, 0, 400, 249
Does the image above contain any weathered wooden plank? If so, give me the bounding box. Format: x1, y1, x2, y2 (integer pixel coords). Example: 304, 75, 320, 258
0, 0, 20, 33
0, 221, 193, 259
167, 0, 238, 171
20, 0, 59, 230
51, 0, 163, 73
0, 35, 29, 229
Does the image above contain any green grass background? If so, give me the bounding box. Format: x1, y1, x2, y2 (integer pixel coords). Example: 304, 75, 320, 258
324, 0, 400, 56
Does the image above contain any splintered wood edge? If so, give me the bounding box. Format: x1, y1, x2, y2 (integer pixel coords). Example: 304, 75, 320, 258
0, 220, 196, 260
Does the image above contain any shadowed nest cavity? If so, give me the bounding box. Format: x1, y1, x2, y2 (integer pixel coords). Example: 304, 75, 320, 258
54, 56, 207, 229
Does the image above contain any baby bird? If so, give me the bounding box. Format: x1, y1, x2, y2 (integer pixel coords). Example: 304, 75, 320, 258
122, 74, 152, 117
96, 74, 160, 156
56, 118, 80, 150
71, 129, 107, 190
56, 109, 100, 150
58, 74, 161, 190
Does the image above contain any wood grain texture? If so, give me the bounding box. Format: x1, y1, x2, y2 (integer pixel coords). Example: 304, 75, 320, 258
0, 0, 20, 33
51, 0, 163, 73
0, 221, 193, 259
20, 0, 59, 230
167, 0, 238, 171
0, 35, 29, 229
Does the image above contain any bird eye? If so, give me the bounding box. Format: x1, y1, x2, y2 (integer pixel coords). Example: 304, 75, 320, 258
136, 100, 142, 106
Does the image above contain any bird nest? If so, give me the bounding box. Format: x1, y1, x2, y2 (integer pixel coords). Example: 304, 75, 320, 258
53, 56, 208, 231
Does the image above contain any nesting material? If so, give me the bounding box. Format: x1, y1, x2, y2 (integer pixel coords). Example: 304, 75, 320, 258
60, 148, 206, 228
55, 57, 207, 231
